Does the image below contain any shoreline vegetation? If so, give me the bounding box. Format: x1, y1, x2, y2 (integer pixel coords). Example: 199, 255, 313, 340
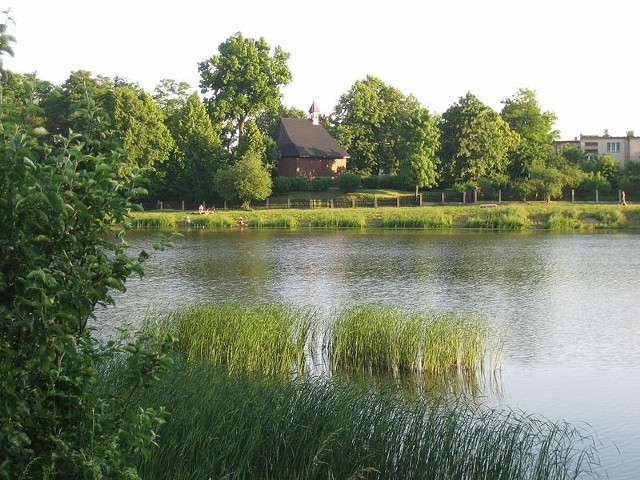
112, 302, 604, 479
129, 202, 640, 231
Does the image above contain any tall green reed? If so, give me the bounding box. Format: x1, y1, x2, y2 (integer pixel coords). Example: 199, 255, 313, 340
330, 305, 487, 376
124, 361, 603, 480
150, 302, 312, 376
465, 206, 531, 229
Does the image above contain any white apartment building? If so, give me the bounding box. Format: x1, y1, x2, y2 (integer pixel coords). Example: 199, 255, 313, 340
553, 131, 640, 169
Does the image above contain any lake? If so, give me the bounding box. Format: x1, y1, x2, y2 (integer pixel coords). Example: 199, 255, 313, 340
97, 228, 640, 479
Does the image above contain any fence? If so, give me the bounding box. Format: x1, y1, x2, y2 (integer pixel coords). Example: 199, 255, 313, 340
140, 189, 627, 212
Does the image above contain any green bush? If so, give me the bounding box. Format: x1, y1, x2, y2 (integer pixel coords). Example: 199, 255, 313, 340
273, 175, 292, 194
311, 176, 332, 191
338, 172, 362, 192
0, 45, 173, 477
290, 175, 312, 192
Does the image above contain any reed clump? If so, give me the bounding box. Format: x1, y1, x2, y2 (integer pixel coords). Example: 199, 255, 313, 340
330, 305, 486, 376
150, 302, 312, 376
378, 209, 454, 228
125, 360, 603, 480
307, 211, 366, 228
465, 206, 531, 229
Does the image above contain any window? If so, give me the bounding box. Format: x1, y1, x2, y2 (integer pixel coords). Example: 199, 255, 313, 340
607, 142, 621, 152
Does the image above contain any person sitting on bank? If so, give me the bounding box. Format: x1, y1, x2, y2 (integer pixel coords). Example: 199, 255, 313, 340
237, 216, 246, 226
198, 204, 204, 214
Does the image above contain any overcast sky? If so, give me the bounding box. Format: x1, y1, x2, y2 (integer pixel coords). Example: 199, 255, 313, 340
4, 0, 639, 139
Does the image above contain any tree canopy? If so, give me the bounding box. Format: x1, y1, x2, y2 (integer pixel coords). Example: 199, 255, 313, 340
199, 32, 292, 152
438, 92, 519, 187
501, 88, 558, 180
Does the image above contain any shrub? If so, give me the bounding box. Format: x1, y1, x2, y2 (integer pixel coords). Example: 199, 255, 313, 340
273, 175, 292, 194
311, 176, 332, 191
338, 172, 362, 192
0, 56, 173, 477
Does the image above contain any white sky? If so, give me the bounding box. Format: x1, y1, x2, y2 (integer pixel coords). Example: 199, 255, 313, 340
3, 0, 639, 139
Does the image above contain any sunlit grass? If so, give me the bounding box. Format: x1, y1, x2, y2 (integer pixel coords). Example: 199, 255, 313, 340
378, 208, 454, 228
129, 203, 640, 230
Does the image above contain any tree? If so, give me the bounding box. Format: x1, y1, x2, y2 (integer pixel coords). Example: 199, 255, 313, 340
215, 151, 273, 209
0, 33, 173, 477
501, 88, 558, 180
438, 92, 519, 187
0, 71, 52, 127
397, 102, 440, 195
330, 75, 410, 176
152, 92, 227, 200
152, 78, 192, 121
199, 32, 292, 151
108, 85, 175, 175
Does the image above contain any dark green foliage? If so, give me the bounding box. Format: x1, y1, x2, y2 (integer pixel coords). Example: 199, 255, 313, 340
338, 172, 362, 192
272, 175, 293, 194
310, 176, 332, 191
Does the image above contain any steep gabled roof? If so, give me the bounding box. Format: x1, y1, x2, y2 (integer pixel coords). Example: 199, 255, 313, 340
276, 118, 350, 159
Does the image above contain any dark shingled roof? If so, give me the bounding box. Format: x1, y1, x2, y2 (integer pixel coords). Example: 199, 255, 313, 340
276, 118, 350, 159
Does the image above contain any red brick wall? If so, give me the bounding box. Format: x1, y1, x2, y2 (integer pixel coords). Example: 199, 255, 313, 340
278, 157, 347, 179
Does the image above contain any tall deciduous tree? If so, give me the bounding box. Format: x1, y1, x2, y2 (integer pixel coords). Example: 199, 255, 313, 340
501, 88, 558, 180
397, 102, 441, 195
108, 85, 175, 174
153, 92, 227, 201
438, 92, 519, 187
330, 75, 406, 176
199, 32, 291, 152
330, 75, 441, 178
41, 70, 114, 135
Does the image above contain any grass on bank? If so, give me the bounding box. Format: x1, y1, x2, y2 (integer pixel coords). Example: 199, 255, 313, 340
109, 360, 603, 480
128, 203, 640, 230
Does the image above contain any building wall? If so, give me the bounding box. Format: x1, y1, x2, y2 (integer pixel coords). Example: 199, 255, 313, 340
278, 157, 347, 179
554, 133, 640, 169
579, 134, 640, 168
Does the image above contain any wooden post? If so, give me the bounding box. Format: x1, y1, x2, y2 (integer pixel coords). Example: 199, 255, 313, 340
441, 192, 445, 204
596, 190, 599, 203
224, 201, 227, 210
374, 196, 378, 208
463, 192, 466, 204
498, 190, 502, 203
571, 189, 575, 203
330, 198, 334, 208
287, 198, 291, 209
474, 188, 478, 203
396, 196, 400, 207
352, 198, 356, 208
181, 200, 185, 211
159, 201, 163, 210
309, 198, 313, 209
419, 193, 423, 206
266, 198, 269, 208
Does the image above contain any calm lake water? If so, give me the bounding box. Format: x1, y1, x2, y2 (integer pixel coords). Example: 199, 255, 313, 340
97, 228, 640, 479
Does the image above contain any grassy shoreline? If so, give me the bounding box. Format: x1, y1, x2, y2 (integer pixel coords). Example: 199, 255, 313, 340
129, 202, 640, 230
